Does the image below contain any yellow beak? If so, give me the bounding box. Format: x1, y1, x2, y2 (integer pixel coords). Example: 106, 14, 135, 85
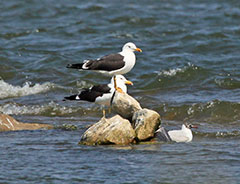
135, 48, 142, 52
125, 80, 133, 85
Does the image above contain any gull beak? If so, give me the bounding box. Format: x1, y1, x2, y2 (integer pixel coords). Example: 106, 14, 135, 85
125, 80, 133, 85
135, 48, 142, 52
191, 125, 198, 129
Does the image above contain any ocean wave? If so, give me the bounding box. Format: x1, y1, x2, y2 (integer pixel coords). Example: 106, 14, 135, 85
0, 101, 85, 116
137, 64, 203, 90
195, 130, 240, 139
160, 100, 240, 123
214, 77, 240, 89
135, 63, 211, 90
0, 80, 55, 99
157, 63, 200, 77
158, 67, 184, 77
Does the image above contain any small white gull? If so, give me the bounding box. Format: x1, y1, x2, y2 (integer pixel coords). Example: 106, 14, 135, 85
156, 123, 198, 143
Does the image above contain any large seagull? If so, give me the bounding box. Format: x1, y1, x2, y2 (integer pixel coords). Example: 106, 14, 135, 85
66, 42, 142, 91
64, 75, 133, 116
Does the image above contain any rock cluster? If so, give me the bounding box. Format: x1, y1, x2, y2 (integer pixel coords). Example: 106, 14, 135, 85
79, 92, 161, 145
0, 113, 53, 132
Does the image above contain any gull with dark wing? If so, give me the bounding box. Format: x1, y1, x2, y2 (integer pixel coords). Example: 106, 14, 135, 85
66, 42, 141, 91
64, 75, 133, 116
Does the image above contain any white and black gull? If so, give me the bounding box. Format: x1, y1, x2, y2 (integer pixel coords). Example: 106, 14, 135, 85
155, 123, 198, 143
64, 75, 133, 116
66, 42, 142, 91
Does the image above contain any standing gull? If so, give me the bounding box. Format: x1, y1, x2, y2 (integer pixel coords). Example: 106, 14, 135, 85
64, 75, 133, 116
155, 123, 198, 143
66, 42, 142, 91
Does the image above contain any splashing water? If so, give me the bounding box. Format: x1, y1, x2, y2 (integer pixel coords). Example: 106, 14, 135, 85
0, 80, 55, 99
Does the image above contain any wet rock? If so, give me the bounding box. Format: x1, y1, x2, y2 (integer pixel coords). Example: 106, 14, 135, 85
79, 117, 110, 145
0, 114, 53, 132
132, 109, 161, 141
57, 124, 78, 131
79, 115, 136, 145
111, 91, 142, 120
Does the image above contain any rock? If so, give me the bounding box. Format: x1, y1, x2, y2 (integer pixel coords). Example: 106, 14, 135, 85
57, 124, 78, 131
104, 115, 136, 145
132, 108, 161, 141
111, 91, 142, 120
80, 117, 111, 145
80, 115, 136, 145
0, 113, 53, 132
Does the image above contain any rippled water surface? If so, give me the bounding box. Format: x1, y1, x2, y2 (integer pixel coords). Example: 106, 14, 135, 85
0, 0, 240, 183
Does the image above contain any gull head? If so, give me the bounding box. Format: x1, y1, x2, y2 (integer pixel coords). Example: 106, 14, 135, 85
110, 75, 133, 93
184, 123, 198, 129
111, 75, 133, 86
122, 42, 142, 53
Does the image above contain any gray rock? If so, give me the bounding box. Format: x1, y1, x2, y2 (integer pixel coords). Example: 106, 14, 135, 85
111, 91, 142, 120
132, 108, 161, 141
80, 115, 136, 145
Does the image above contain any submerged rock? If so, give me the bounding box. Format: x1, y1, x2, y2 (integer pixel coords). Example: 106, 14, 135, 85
57, 124, 78, 131
111, 91, 142, 120
0, 113, 53, 132
132, 109, 161, 141
79, 115, 136, 145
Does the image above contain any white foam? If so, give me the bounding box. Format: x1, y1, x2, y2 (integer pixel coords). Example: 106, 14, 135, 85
158, 63, 198, 77
0, 101, 78, 116
0, 80, 55, 99
158, 67, 184, 76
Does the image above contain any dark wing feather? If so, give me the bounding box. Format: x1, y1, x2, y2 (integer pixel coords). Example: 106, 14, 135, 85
64, 84, 111, 103
66, 63, 83, 69
155, 127, 172, 142
85, 54, 125, 71
77, 90, 103, 102
91, 84, 111, 93
64, 94, 79, 101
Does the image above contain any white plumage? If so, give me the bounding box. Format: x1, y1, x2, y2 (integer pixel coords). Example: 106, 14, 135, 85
156, 124, 198, 143
168, 124, 193, 142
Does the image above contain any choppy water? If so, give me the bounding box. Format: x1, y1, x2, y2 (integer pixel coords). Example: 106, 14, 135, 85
0, 0, 240, 183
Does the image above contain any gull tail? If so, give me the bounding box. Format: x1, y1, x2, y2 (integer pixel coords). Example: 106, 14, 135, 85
155, 127, 172, 142
64, 94, 80, 101
66, 63, 84, 69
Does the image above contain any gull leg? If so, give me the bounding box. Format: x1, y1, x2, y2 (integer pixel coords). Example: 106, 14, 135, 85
102, 109, 106, 118
113, 75, 124, 93
114, 75, 117, 89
